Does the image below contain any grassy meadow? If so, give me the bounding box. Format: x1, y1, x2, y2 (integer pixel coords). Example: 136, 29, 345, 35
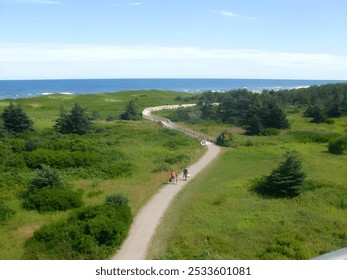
147, 111, 347, 260
1, 89, 346, 260
0, 90, 203, 259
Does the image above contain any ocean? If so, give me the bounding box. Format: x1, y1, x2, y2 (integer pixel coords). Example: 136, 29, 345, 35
0, 78, 346, 100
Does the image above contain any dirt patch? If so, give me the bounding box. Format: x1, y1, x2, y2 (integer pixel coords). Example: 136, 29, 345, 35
15, 224, 41, 239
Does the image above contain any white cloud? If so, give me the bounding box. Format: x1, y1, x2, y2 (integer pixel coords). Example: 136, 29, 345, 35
218, 10, 257, 20
1, 44, 346, 79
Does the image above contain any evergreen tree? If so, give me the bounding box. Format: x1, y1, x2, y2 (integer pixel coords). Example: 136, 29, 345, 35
303, 105, 327, 123
0, 118, 7, 138
261, 100, 289, 129
259, 152, 306, 198
1, 102, 33, 133
245, 114, 263, 135
54, 103, 92, 135
327, 102, 342, 118
120, 99, 140, 120
200, 103, 217, 120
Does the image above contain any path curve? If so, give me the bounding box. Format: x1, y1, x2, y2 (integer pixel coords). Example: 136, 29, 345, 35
112, 105, 220, 260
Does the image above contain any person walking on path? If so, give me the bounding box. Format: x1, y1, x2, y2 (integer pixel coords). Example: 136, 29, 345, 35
169, 170, 177, 184
183, 167, 189, 181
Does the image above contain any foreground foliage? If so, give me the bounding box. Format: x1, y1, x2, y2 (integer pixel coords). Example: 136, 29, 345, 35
24, 202, 132, 259
23, 165, 83, 213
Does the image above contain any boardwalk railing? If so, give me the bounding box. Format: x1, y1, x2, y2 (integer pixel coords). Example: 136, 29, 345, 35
142, 104, 215, 143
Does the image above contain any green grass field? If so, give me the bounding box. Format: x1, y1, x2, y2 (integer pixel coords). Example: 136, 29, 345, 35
147, 113, 347, 260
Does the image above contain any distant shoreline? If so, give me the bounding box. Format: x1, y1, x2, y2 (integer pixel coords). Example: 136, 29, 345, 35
1, 78, 346, 100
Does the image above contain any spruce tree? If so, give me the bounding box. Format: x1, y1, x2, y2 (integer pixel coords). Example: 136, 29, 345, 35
120, 99, 140, 120
54, 103, 92, 135
245, 114, 263, 135
261, 100, 289, 129
1, 102, 33, 133
260, 152, 306, 198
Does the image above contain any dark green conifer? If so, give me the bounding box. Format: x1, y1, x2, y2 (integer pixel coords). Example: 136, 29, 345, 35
1, 102, 33, 133
261, 152, 306, 197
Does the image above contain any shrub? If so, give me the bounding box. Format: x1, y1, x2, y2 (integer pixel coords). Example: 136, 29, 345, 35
328, 135, 347, 155
0, 118, 8, 138
216, 131, 233, 146
106, 193, 129, 207
259, 232, 310, 260
0, 204, 15, 224
164, 153, 190, 165
290, 131, 339, 143
22, 187, 83, 212
28, 165, 63, 192
152, 162, 170, 173
25, 148, 100, 169
24, 204, 133, 259
261, 128, 281, 136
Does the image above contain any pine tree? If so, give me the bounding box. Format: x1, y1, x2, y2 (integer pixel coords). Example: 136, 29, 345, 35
54, 103, 92, 135
245, 114, 263, 135
120, 99, 140, 120
261, 100, 289, 129
1, 102, 33, 133
260, 152, 306, 198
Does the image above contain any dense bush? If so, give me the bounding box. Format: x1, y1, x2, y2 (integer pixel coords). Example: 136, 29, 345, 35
290, 131, 339, 143
216, 131, 233, 147
328, 135, 347, 155
152, 162, 170, 173
0, 204, 15, 224
164, 153, 190, 165
106, 193, 129, 207
22, 187, 83, 212
24, 148, 100, 169
24, 204, 133, 259
0, 118, 7, 138
43, 137, 95, 152
260, 128, 281, 136
28, 165, 63, 192
23, 166, 83, 212
259, 232, 310, 260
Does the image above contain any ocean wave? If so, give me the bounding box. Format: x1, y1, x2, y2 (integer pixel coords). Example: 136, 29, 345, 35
41, 92, 74, 96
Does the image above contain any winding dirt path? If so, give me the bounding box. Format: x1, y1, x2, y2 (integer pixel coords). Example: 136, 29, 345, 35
111, 106, 220, 260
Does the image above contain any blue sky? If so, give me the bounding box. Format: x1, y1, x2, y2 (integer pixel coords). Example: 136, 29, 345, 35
1, 0, 347, 79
